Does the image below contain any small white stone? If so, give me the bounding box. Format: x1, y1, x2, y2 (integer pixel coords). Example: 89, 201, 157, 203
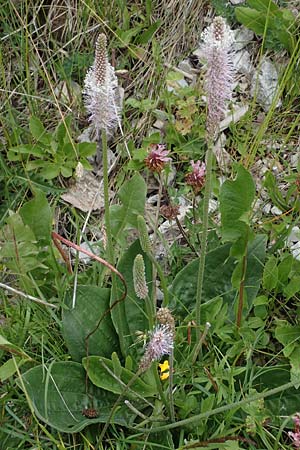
153, 119, 166, 130
290, 241, 300, 260
250, 57, 281, 111
233, 27, 254, 51
178, 59, 194, 74
233, 49, 253, 75
271, 206, 282, 215
287, 226, 300, 243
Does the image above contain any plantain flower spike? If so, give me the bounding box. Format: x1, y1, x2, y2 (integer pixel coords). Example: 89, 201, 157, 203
133, 254, 148, 300
83, 33, 120, 135
139, 325, 174, 372
201, 16, 235, 139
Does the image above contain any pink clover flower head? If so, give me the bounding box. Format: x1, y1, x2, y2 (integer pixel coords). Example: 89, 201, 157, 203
186, 160, 206, 192
139, 324, 174, 372
145, 144, 171, 173
289, 413, 300, 449
83, 34, 120, 135
201, 16, 235, 138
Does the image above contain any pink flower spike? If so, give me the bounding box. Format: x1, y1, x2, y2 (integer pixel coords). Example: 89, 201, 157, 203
139, 325, 174, 372
201, 16, 235, 138
145, 144, 171, 173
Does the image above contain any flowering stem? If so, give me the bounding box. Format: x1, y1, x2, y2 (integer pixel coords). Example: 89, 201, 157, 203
152, 365, 171, 417
101, 130, 126, 355
102, 130, 113, 263
149, 254, 169, 306
145, 294, 154, 329
168, 348, 175, 422
194, 139, 213, 351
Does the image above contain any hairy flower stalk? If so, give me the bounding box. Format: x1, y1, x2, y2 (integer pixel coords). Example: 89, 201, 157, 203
83, 35, 125, 354
83, 33, 120, 135
194, 17, 235, 352
202, 16, 234, 139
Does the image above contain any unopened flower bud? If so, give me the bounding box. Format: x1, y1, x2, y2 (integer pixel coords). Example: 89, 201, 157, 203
133, 254, 148, 299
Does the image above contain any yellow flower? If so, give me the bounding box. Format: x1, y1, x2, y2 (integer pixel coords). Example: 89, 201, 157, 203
159, 360, 170, 380
160, 371, 170, 381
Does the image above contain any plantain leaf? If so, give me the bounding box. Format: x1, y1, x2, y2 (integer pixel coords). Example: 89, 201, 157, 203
20, 190, 52, 245
62, 286, 119, 362
83, 355, 156, 397
110, 173, 147, 238
170, 236, 266, 319
19, 361, 134, 433
220, 164, 255, 244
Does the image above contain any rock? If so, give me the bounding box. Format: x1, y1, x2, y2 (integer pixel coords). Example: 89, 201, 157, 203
250, 57, 281, 111
230, 0, 246, 4
178, 59, 194, 74
219, 104, 249, 131
291, 153, 300, 168
153, 119, 166, 130
70, 241, 102, 264
287, 226, 300, 243
61, 170, 105, 212
271, 206, 282, 215
233, 27, 254, 51
214, 134, 232, 171
233, 49, 253, 75
167, 77, 188, 92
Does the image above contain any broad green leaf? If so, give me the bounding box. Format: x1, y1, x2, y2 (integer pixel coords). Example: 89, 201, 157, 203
0, 357, 27, 382
275, 321, 300, 357
61, 166, 73, 177
0, 213, 43, 273
62, 286, 119, 362
83, 356, 156, 397
283, 276, 300, 300
20, 361, 134, 432
112, 240, 152, 357
78, 141, 97, 157
247, 0, 278, 13
55, 116, 72, 145
235, 7, 267, 35
39, 163, 61, 179
116, 28, 141, 47
111, 173, 147, 237
253, 366, 300, 420
29, 116, 51, 145
220, 164, 255, 244
263, 255, 278, 290
136, 20, 161, 44
171, 236, 266, 319
8, 144, 44, 157
20, 190, 52, 245
277, 255, 293, 289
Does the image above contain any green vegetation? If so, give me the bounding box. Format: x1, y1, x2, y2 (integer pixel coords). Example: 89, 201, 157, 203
1, 1, 300, 449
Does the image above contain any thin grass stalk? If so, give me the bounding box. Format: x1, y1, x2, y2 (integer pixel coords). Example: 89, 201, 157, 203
134, 379, 299, 433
